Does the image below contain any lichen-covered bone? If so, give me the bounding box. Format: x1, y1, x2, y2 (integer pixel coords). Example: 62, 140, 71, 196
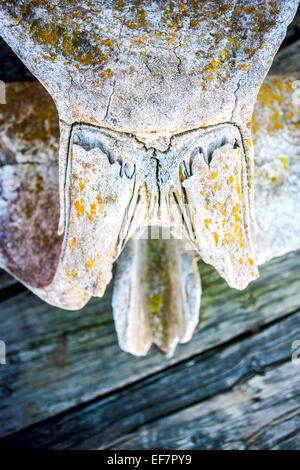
61, 122, 256, 294
0, 0, 298, 294
112, 235, 201, 357
254, 74, 300, 264
0, 82, 61, 288
0, 82, 90, 309
0, 72, 299, 353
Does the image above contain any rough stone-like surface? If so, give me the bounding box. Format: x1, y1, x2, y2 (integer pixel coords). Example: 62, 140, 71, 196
1, 66, 300, 352
253, 74, 300, 264
0, 82, 90, 309
0, 0, 298, 297
1, 69, 300, 352
0, 82, 61, 287
0, 1, 299, 355
0, 1, 297, 132
113, 237, 201, 356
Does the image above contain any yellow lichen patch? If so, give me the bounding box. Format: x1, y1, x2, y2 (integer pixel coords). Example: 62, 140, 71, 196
75, 199, 84, 217
254, 78, 296, 137
234, 211, 240, 223
204, 218, 212, 230
211, 171, 217, 179
236, 230, 244, 248
234, 223, 240, 233
87, 258, 95, 269
229, 175, 234, 184
87, 203, 97, 222
229, 38, 238, 47
213, 232, 219, 246
238, 64, 251, 71
149, 294, 163, 313
97, 193, 105, 213
280, 157, 290, 170
71, 269, 77, 278
248, 258, 254, 266
233, 202, 240, 213
70, 237, 76, 249
214, 183, 218, 191
79, 179, 86, 192
207, 59, 223, 73
239, 258, 243, 264
224, 233, 232, 245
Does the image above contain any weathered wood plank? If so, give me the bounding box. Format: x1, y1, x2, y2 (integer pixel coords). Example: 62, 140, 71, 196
0, 309, 298, 449
0, 251, 300, 438
0, 269, 19, 291
114, 360, 300, 450
0, 270, 25, 303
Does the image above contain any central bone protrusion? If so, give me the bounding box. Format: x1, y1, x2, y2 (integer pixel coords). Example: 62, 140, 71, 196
61, 123, 255, 294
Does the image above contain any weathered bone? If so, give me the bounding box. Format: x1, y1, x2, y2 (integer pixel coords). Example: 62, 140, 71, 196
0, 82, 90, 309
114, 75, 300, 356
0, 72, 299, 355
112, 235, 201, 357
254, 74, 300, 264
0, 1, 299, 355
0, 0, 298, 297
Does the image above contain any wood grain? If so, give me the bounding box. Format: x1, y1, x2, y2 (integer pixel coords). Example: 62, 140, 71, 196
0, 308, 299, 449
0, 251, 300, 444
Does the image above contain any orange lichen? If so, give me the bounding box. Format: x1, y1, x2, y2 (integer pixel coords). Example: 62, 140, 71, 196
280, 158, 290, 170
213, 232, 219, 246
87, 203, 97, 222
204, 218, 212, 229
75, 199, 85, 217
79, 179, 86, 192
87, 258, 95, 269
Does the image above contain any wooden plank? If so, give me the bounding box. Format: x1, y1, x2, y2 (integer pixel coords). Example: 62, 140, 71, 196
114, 360, 300, 450
0, 251, 300, 438
0, 308, 299, 449
0, 269, 19, 290
0, 269, 25, 303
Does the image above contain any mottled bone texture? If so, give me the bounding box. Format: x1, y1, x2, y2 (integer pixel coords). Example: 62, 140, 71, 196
0, 1, 298, 295
112, 236, 201, 357
0, 82, 90, 309
1, 73, 299, 355
0, 1, 299, 355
